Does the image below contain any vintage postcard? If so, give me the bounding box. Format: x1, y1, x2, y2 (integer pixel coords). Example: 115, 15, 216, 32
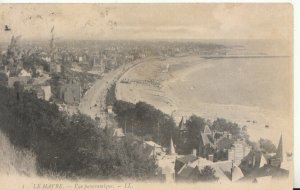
0, 3, 293, 190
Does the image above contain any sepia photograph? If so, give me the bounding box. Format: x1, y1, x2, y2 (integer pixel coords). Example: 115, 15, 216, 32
0, 3, 294, 190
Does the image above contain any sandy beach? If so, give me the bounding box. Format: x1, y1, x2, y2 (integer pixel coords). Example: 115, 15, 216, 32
116, 55, 293, 156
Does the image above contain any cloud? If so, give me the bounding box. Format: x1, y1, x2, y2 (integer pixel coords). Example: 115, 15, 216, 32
0, 4, 292, 41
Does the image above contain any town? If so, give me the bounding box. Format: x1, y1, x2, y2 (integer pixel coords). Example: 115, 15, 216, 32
0, 29, 290, 184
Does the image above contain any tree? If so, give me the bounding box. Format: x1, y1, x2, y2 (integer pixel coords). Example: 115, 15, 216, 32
201, 144, 215, 159
113, 135, 158, 180
113, 100, 177, 147
259, 138, 277, 153
0, 86, 159, 180
185, 115, 206, 154
198, 166, 219, 182
211, 118, 241, 138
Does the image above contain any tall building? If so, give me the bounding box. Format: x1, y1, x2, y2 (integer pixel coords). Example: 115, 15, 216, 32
228, 139, 251, 165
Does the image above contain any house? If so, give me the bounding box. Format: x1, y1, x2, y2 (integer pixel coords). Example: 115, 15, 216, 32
240, 165, 289, 182
107, 105, 113, 114
175, 154, 198, 176
41, 85, 51, 101
139, 140, 165, 159
155, 138, 177, 182
49, 62, 61, 73
112, 128, 125, 139
59, 81, 81, 105
228, 138, 251, 165
18, 69, 31, 77
239, 134, 289, 182
35, 65, 44, 75
156, 154, 177, 182
27, 85, 51, 101
0, 66, 10, 77
175, 155, 244, 182
7, 76, 30, 88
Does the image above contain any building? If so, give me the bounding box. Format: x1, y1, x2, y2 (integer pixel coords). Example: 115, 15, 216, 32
268, 134, 283, 167
238, 135, 289, 182
107, 105, 113, 114
156, 154, 177, 182
112, 127, 125, 139
26, 85, 52, 101
7, 76, 30, 88
18, 69, 31, 77
137, 140, 166, 160
228, 138, 251, 165
175, 155, 244, 182
35, 65, 44, 75
49, 62, 61, 73
59, 81, 81, 105
41, 85, 51, 101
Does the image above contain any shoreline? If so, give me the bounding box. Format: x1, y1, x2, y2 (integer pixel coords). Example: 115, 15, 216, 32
115, 55, 292, 152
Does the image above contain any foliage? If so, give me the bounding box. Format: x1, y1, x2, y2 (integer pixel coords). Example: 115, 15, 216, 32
211, 118, 241, 138
198, 166, 219, 182
0, 85, 157, 180
106, 83, 117, 106
201, 144, 216, 159
113, 100, 177, 147
21, 53, 48, 71
183, 115, 206, 154
258, 138, 277, 153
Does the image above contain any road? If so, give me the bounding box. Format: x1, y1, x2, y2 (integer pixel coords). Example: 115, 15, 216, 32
78, 57, 156, 128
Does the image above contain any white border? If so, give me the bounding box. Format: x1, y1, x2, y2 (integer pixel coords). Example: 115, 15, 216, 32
0, 0, 298, 188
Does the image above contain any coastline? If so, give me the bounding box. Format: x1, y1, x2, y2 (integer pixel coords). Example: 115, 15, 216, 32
115, 55, 293, 154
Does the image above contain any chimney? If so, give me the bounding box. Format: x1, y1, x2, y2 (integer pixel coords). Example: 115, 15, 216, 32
252, 154, 256, 168
208, 154, 214, 162
231, 160, 234, 181
192, 149, 197, 156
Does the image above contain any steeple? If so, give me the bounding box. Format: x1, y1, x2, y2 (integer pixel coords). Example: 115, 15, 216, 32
50, 26, 55, 60
178, 116, 186, 131
168, 137, 176, 155
276, 133, 283, 161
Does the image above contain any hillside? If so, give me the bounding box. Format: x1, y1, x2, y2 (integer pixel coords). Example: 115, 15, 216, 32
0, 131, 36, 176
0, 85, 157, 180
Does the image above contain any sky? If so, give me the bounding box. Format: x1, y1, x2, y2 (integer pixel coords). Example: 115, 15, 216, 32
0, 3, 293, 42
